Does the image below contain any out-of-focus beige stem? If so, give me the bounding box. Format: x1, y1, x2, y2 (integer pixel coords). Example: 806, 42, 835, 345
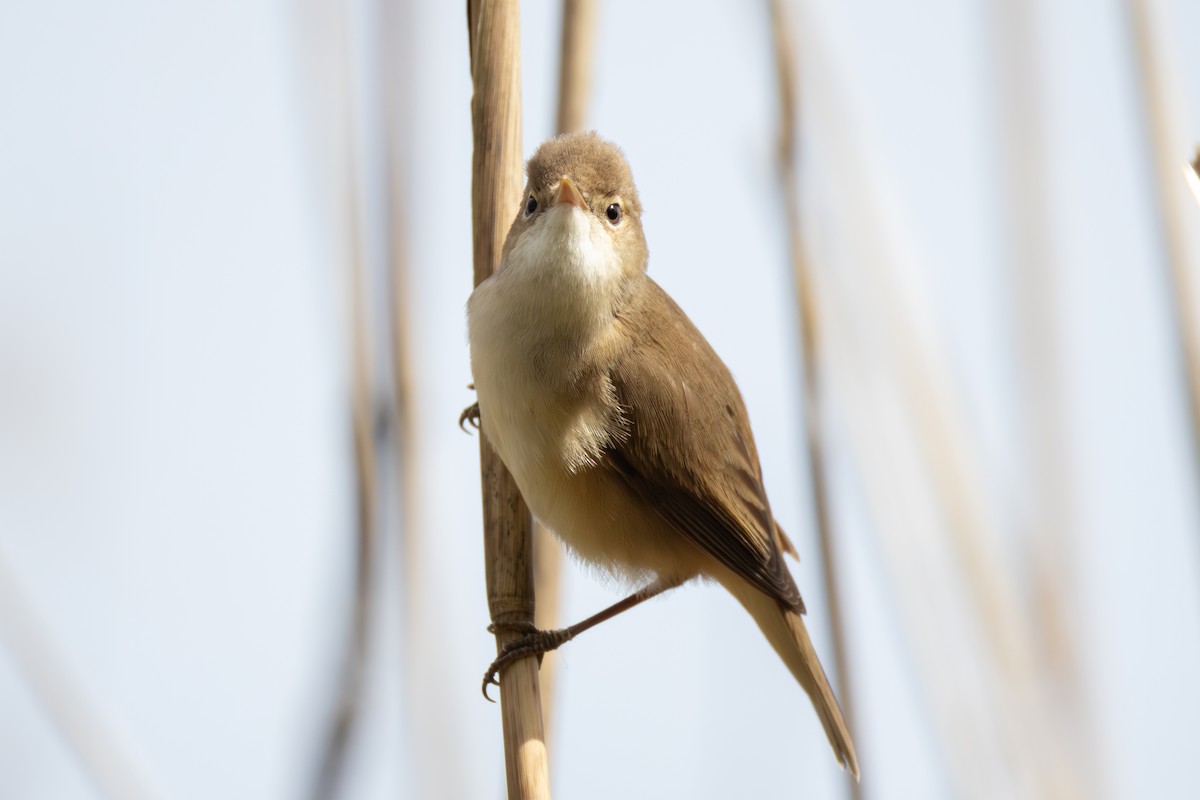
986, 1, 1100, 797
376, 2, 448, 795
378, 0, 420, 660
554, 0, 598, 136
1188, 149, 1200, 208
0, 555, 158, 800
1126, 0, 1200, 498
794, 2, 1075, 796
534, 0, 599, 737
468, 2, 551, 798
531, 519, 561, 729
310, 2, 377, 797
767, 3, 858, 797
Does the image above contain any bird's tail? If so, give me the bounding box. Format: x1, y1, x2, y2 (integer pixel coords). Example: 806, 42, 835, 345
727, 578, 860, 780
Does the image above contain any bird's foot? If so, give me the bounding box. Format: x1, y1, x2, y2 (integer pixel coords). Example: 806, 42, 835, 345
481, 623, 574, 701
459, 402, 480, 432
486, 620, 539, 637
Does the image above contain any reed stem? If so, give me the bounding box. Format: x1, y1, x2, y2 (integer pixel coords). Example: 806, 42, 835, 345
468, 2, 551, 797
1125, 0, 1200, 516
768, 3, 859, 796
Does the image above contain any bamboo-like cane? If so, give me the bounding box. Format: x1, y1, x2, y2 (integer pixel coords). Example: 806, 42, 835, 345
467, 2, 552, 798
1125, 0, 1200, 501
767, 4, 859, 797
0, 556, 158, 800
310, 2, 378, 796
534, 0, 599, 735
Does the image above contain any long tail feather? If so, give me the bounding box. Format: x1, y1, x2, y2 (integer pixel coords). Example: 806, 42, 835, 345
727, 578, 860, 780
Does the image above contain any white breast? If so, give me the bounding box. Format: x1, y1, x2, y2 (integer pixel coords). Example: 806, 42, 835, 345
466, 204, 625, 517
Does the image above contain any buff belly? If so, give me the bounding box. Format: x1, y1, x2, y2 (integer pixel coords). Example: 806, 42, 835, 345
474, 377, 703, 587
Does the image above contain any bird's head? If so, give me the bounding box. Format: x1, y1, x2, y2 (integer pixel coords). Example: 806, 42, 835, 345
501, 132, 648, 285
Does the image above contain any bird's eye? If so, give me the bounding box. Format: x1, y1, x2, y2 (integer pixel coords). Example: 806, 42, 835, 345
606, 203, 621, 224
525, 195, 538, 216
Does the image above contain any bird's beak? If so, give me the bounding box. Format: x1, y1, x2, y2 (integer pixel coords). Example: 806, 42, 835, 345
554, 176, 588, 211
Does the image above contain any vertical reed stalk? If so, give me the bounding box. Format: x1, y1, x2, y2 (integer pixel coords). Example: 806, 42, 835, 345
986, 1, 1100, 795
468, 2, 552, 797
0, 556, 157, 800
310, 2, 378, 796
767, 3, 859, 796
378, 0, 421, 682
793, 2, 1070, 794
534, 0, 599, 734
1125, 0, 1200, 505
554, 0, 598, 135
1188, 149, 1200, 208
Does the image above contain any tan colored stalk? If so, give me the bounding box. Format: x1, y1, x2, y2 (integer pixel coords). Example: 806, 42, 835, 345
370, 3, 472, 797
1126, 0, 1200, 493
468, 2, 552, 798
818, 302, 1026, 800
387, 144, 418, 628
986, 1, 1101, 795
311, 266, 377, 800
1189, 149, 1200, 207
379, 0, 417, 618
793, 1, 1072, 795
378, 0, 421, 672
310, 3, 378, 796
767, 3, 858, 796
553, 0, 598, 135
0, 555, 158, 800
534, 0, 599, 733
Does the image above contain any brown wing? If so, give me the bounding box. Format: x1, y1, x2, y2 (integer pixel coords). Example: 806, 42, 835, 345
603, 279, 805, 614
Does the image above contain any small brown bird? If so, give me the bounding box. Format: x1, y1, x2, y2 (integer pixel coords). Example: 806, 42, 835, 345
467, 131, 858, 778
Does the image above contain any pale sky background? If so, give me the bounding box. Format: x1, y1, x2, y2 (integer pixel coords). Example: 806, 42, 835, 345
2, 1, 1200, 799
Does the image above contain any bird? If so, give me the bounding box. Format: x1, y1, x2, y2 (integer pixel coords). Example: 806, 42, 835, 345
466, 131, 858, 779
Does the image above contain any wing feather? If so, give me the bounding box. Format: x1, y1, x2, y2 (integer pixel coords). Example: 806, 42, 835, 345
602, 279, 804, 613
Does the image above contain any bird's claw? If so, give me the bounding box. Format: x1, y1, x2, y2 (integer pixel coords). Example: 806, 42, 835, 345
481, 626, 575, 702
487, 620, 538, 636
459, 402, 481, 433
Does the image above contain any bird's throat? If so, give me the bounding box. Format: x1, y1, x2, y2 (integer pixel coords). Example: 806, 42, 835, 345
496, 206, 628, 351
